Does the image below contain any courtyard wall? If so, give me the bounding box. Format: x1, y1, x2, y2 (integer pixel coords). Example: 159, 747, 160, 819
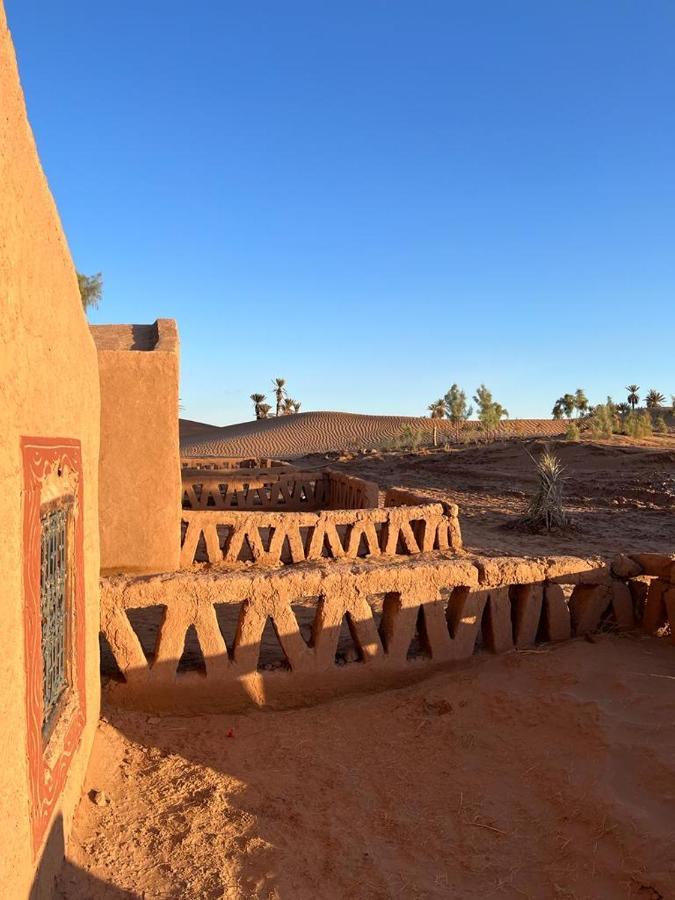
0, 5, 101, 895
91, 320, 181, 574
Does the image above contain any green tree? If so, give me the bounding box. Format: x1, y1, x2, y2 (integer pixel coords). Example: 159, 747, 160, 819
428, 398, 446, 419
626, 385, 640, 410
250, 393, 267, 419
552, 394, 575, 420
574, 388, 589, 417
473, 384, 508, 442
77, 271, 102, 311
654, 415, 668, 434
444, 384, 473, 441
272, 378, 287, 416
645, 389, 665, 409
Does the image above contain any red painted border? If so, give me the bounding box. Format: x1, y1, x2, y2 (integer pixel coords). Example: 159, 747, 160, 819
22, 437, 86, 855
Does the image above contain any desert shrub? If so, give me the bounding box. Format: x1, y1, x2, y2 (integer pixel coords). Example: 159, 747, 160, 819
654, 415, 668, 434
400, 423, 422, 451
523, 448, 569, 531
589, 403, 615, 438
625, 410, 653, 439
565, 421, 580, 441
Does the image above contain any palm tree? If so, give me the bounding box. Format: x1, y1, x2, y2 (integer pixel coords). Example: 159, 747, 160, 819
281, 397, 296, 415
292, 400, 302, 413
428, 398, 446, 419
258, 403, 272, 419
250, 393, 266, 419
626, 385, 640, 410
272, 378, 287, 416
645, 389, 665, 409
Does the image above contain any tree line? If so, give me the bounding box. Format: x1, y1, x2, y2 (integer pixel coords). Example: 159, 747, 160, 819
250, 378, 301, 419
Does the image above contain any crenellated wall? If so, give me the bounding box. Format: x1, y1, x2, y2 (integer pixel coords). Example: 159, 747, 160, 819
99, 552, 673, 716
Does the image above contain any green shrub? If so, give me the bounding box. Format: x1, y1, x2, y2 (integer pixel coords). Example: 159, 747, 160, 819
589, 403, 615, 438
523, 448, 569, 531
655, 415, 668, 434
625, 410, 653, 438
565, 421, 580, 441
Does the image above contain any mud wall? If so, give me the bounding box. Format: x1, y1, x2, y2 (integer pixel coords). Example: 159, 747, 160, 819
181, 456, 291, 470
0, 4, 101, 895
99, 552, 659, 715
92, 319, 181, 574
180, 499, 462, 567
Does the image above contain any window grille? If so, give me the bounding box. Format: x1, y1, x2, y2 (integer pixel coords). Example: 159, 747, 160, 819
40, 506, 69, 736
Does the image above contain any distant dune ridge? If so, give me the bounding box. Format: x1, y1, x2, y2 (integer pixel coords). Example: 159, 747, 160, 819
179, 411, 567, 458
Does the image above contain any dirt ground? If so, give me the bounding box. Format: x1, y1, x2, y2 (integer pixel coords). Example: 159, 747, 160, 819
60, 438, 675, 899
60, 635, 674, 899
326, 436, 675, 558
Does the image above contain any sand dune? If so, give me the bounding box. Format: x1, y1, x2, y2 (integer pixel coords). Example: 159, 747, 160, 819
180, 410, 567, 458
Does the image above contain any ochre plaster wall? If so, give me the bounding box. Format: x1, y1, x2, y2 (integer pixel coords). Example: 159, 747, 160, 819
0, 4, 101, 896
92, 320, 181, 574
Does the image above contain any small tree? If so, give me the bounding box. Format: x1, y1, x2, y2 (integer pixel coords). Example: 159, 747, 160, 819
250, 393, 267, 420
473, 385, 508, 442
616, 402, 630, 424
574, 388, 589, 417
645, 389, 665, 409
654, 415, 668, 434
258, 403, 272, 419
552, 393, 575, 420
428, 399, 446, 419
292, 400, 302, 414
523, 448, 569, 531
77, 271, 102, 311
272, 378, 287, 416
626, 385, 640, 410
444, 384, 472, 442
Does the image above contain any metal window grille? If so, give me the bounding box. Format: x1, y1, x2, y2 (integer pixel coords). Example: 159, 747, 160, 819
40, 506, 69, 736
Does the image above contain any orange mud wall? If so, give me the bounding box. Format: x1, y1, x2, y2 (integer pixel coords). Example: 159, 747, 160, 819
0, 4, 101, 897
91, 320, 181, 574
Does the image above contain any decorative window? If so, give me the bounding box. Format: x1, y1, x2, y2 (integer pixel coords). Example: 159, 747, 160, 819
22, 437, 86, 855
40, 504, 71, 739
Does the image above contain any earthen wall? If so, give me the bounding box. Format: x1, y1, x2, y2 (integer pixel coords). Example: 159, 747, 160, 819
100, 552, 673, 715
92, 319, 181, 574
0, 5, 101, 894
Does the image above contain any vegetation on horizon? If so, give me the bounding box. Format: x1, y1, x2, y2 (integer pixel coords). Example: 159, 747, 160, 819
78, 271, 103, 312
251, 378, 301, 419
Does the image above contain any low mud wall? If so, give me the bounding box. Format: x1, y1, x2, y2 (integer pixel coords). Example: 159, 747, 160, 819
181, 456, 291, 470
98, 552, 674, 714
180, 499, 461, 567
182, 468, 377, 513
183, 469, 330, 512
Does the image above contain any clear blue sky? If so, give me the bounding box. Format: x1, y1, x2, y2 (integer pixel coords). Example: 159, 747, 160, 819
7, 1, 675, 424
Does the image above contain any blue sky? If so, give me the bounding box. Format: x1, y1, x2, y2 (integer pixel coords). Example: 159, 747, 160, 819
7, 1, 675, 424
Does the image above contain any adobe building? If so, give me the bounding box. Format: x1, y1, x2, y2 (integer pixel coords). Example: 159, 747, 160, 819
0, 4, 102, 896
90, 319, 182, 574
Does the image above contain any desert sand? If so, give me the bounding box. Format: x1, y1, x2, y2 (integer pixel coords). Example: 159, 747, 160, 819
60, 634, 674, 899
179, 411, 568, 458
61, 419, 675, 898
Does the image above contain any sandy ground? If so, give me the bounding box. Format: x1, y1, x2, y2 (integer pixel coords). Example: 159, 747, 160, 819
60, 635, 674, 899
179, 412, 568, 458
